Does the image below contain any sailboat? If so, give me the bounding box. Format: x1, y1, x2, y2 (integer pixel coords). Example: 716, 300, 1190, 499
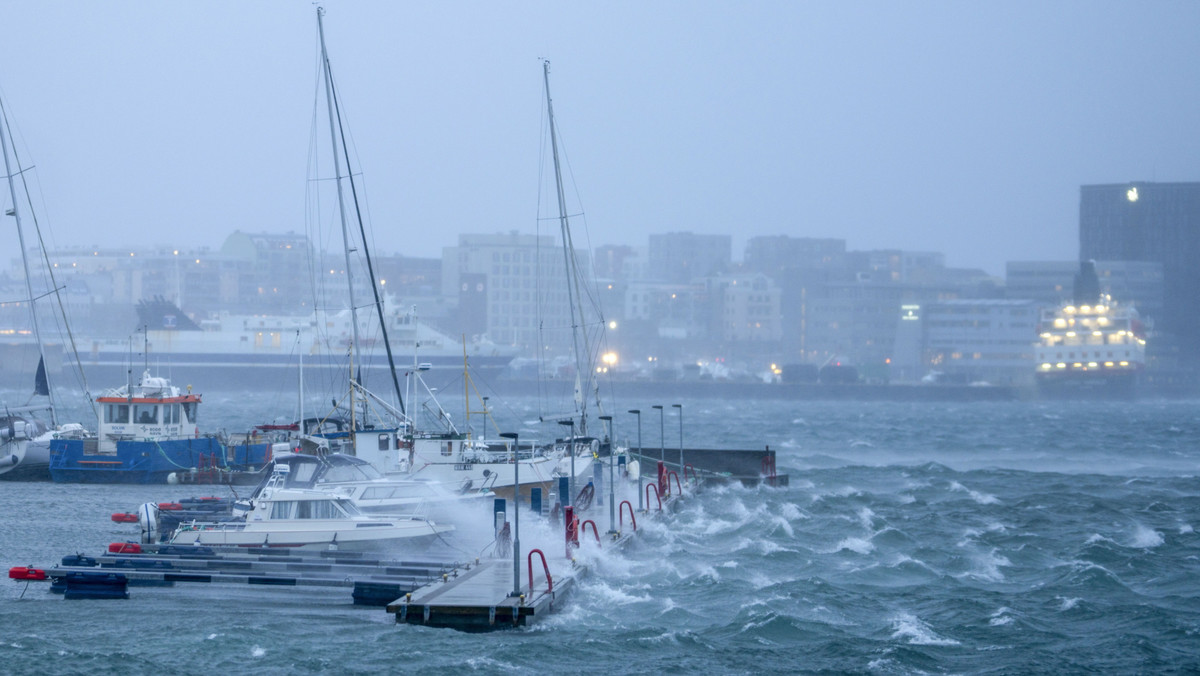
0, 87, 90, 480
533, 60, 630, 501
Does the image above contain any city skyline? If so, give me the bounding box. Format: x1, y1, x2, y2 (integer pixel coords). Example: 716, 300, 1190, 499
1, 3, 1197, 278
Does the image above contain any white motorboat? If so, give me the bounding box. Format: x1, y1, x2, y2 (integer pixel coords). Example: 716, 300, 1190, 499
168, 465, 452, 551
251, 452, 490, 517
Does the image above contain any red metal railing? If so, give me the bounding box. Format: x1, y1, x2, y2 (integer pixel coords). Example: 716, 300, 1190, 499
619, 500, 637, 531
645, 483, 662, 511
683, 463, 698, 485
580, 519, 600, 546
527, 548, 552, 594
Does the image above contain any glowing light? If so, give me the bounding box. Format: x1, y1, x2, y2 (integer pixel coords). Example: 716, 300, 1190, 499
1127, 186, 1139, 202
608, 320, 617, 330
601, 351, 618, 366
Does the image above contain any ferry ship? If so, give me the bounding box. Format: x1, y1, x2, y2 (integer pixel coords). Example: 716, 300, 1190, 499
69, 297, 517, 391
1035, 261, 1146, 397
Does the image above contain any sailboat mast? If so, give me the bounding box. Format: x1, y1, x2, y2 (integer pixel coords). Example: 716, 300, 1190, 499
317, 8, 363, 374
315, 7, 406, 416
542, 61, 591, 436
0, 96, 57, 425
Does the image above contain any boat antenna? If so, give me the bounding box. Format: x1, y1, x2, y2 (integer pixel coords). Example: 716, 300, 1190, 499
315, 7, 406, 416
0, 94, 56, 425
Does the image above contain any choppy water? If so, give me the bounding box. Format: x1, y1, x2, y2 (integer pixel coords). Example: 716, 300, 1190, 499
2, 392, 1199, 674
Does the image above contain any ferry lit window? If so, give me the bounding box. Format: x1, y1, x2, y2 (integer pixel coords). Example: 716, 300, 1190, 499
133, 405, 159, 425
106, 404, 129, 424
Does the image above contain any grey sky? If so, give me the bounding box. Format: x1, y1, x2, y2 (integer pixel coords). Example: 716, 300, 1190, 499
1, 1, 1197, 277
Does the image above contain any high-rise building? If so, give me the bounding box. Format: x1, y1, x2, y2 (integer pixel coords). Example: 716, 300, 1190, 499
1079, 182, 1200, 361
441, 233, 583, 353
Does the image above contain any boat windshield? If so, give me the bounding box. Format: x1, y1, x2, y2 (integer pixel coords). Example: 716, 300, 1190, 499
323, 455, 383, 482
337, 498, 363, 516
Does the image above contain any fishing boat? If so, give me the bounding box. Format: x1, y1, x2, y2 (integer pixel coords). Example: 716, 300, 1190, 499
0, 84, 94, 480
166, 465, 452, 551
47, 370, 271, 483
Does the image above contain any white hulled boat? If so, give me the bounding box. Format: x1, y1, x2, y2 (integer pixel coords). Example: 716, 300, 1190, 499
167, 465, 452, 551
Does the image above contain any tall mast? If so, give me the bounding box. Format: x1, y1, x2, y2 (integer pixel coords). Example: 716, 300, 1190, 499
0, 95, 56, 425
315, 7, 405, 415
316, 8, 361, 362
543, 60, 592, 436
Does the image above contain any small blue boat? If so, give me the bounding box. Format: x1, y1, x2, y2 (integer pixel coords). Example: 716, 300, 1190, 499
49, 371, 270, 484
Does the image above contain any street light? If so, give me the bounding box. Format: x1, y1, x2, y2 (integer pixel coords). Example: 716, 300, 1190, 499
672, 403, 683, 475
599, 415, 614, 534
557, 419, 576, 506
628, 409, 642, 510
651, 405, 664, 465
499, 431, 520, 598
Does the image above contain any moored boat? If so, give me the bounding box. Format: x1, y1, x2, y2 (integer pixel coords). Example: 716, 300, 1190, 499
167, 465, 452, 551
48, 370, 271, 483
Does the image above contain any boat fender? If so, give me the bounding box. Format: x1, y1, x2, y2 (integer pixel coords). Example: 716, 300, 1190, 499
138, 503, 159, 544
8, 567, 46, 581
2, 454, 16, 468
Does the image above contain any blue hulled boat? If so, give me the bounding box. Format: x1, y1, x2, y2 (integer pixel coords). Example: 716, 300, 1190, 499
49, 371, 270, 484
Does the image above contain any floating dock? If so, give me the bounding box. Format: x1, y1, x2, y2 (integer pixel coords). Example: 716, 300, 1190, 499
11, 448, 786, 631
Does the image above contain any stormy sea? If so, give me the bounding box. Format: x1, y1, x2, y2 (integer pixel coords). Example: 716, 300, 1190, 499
2, 390, 1198, 674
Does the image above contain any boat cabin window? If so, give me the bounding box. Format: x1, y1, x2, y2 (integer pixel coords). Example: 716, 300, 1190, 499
133, 404, 159, 425
105, 404, 129, 424
295, 499, 344, 519
377, 434, 390, 451
442, 441, 453, 457
269, 501, 296, 519
182, 402, 198, 424
166, 404, 180, 425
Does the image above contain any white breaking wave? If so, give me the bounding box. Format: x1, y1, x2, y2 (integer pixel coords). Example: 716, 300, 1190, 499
989, 607, 1015, 626
251, 645, 266, 658
890, 611, 960, 646
834, 537, 875, 555
1057, 596, 1082, 611
949, 480, 1000, 505
1130, 524, 1164, 548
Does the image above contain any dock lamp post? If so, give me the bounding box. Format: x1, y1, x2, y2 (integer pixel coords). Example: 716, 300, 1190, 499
672, 404, 683, 476
499, 432, 520, 598
557, 419, 576, 506
652, 405, 664, 464
599, 414, 614, 534
628, 409, 642, 510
